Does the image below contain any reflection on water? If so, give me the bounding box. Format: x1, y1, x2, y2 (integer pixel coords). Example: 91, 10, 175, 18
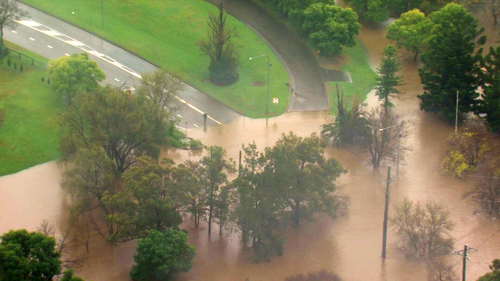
1, 11, 500, 281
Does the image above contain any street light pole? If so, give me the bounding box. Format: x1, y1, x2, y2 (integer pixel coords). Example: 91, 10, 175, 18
249, 54, 271, 117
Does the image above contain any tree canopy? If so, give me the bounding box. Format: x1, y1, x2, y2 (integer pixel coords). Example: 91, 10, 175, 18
129, 229, 195, 281
478, 259, 500, 281
0, 229, 61, 281
48, 53, 105, 106
386, 9, 433, 61
301, 3, 361, 56
0, 0, 26, 47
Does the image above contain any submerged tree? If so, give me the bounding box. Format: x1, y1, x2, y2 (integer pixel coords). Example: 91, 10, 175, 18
198, 4, 239, 86
129, 229, 195, 281
266, 132, 347, 225
321, 86, 369, 147
364, 106, 409, 168
390, 198, 455, 259
375, 45, 404, 112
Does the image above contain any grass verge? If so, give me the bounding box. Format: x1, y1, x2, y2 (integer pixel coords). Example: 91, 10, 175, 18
21, 0, 290, 118
327, 40, 377, 114
0, 42, 61, 176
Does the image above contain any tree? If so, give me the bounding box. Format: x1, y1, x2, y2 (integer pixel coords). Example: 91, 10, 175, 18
467, 175, 500, 216
175, 160, 207, 228
442, 114, 492, 178
59, 85, 172, 175
386, 0, 424, 16
418, 3, 486, 122
0, 0, 26, 47
103, 157, 184, 242
48, 53, 105, 106
427, 259, 458, 281
386, 9, 433, 61
198, 4, 239, 86
284, 270, 342, 281
343, 0, 389, 22
62, 148, 119, 240
301, 3, 361, 56
390, 198, 455, 259
375, 45, 404, 112
266, 132, 347, 225
478, 259, 500, 281
129, 229, 195, 281
136, 69, 183, 116
200, 146, 235, 236
321, 86, 369, 146
61, 269, 84, 281
488, 0, 500, 25
364, 106, 409, 167
0, 229, 61, 280
481, 45, 500, 131
232, 142, 285, 261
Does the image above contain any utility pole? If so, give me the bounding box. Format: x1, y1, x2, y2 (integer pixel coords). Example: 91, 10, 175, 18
382, 165, 391, 259
455, 91, 459, 134
455, 244, 477, 281
238, 150, 242, 176
208, 146, 213, 237
462, 245, 468, 281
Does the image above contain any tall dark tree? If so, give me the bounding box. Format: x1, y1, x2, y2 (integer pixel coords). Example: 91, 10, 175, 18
375, 45, 404, 112
198, 4, 239, 86
418, 3, 486, 122
481, 45, 500, 131
0, 229, 61, 281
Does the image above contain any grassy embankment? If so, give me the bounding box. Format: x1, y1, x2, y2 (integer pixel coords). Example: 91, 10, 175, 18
0, 42, 61, 176
21, 0, 290, 118
251, 0, 377, 114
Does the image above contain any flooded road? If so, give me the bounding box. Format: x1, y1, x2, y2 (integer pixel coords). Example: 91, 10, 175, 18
1, 10, 499, 281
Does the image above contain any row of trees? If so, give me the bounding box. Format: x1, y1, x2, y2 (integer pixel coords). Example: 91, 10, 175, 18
259, 0, 361, 56
387, 4, 500, 131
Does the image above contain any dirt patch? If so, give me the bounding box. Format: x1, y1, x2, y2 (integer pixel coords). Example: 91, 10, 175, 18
0, 90, 15, 101
252, 81, 265, 86
316, 53, 351, 70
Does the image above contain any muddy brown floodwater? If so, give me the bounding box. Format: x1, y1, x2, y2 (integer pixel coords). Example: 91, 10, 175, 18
1, 10, 499, 281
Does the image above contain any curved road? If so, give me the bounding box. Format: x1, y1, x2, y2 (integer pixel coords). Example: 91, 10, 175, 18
206, 0, 328, 111
6, 3, 240, 129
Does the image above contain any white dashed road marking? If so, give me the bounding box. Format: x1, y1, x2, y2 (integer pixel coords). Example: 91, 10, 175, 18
177, 114, 182, 118
47, 45, 53, 49
193, 124, 199, 128
29, 37, 35, 41
64, 53, 70, 56
11, 30, 17, 33
14, 18, 222, 126
114, 78, 120, 82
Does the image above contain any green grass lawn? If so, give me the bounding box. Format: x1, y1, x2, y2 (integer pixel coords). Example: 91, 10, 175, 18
21, 0, 290, 118
0, 43, 61, 176
327, 40, 377, 114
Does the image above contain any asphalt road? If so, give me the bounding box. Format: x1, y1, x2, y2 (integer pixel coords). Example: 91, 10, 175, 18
206, 0, 328, 111
5, 3, 241, 129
